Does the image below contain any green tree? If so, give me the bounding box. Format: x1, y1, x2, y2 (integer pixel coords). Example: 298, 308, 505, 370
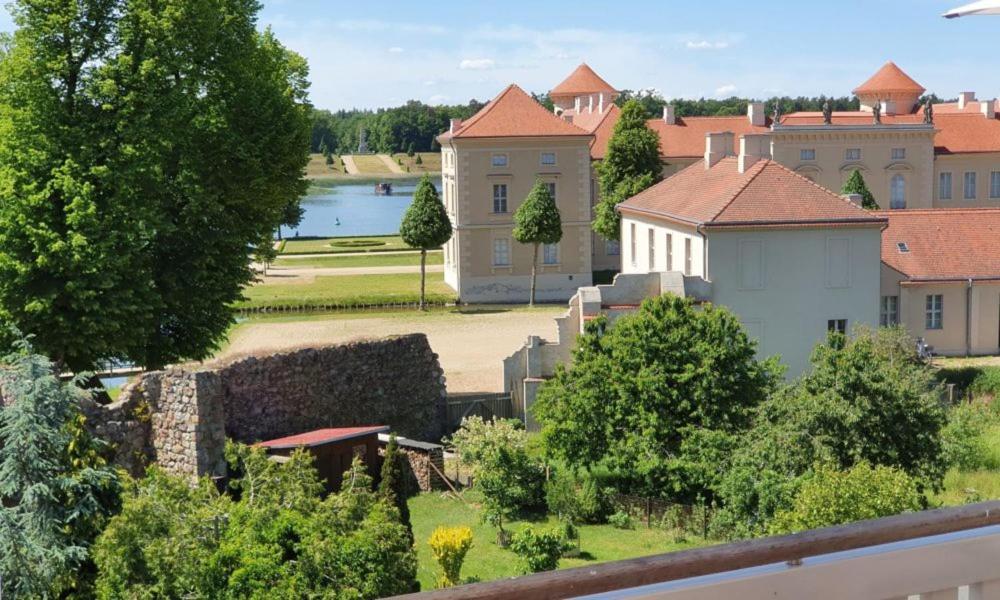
380, 434, 414, 542
278, 199, 306, 241
534, 295, 780, 501
593, 99, 663, 240
0, 0, 311, 372
841, 169, 879, 210
769, 463, 923, 535
93, 443, 418, 598
0, 340, 120, 598
400, 175, 452, 310
512, 180, 563, 306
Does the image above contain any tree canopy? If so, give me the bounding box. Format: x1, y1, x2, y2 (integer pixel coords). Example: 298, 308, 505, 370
0, 0, 311, 371
593, 100, 662, 240
400, 175, 452, 309
533, 295, 781, 501
841, 169, 880, 210
512, 180, 562, 305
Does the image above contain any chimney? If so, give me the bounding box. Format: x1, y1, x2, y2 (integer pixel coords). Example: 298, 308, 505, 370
982, 98, 996, 119
705, 131, 735, 169
450, 118, 463, 134
747, 102, 766, 127
663, 104, 676, 125
959, 91, 976, 110
562, 114, 574, 124
738, 134, 772, 173
843, 193, 863, 207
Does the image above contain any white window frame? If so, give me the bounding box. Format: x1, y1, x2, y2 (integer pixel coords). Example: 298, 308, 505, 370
965, 172, 977, 200
880, 295, 899, 326
845, 148, 862, 161
492, 238, 511, 266
890, 174, 906, 209
991, 171, 1000, 199
891, 148, 906, 160
491, 153, 508, 168
827, 319, 848, 335
492, 183, 508, 214
939, 172, 953, 200
540, 152, 557, 166
800, 148, 816, 161
926, 294, 943, 330
542, 243, 559, 265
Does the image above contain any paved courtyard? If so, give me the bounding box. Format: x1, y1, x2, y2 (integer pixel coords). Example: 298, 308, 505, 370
216, 307, 564, 393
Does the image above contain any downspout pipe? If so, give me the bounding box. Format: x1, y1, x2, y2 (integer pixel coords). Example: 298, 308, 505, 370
966, 278, 973, 357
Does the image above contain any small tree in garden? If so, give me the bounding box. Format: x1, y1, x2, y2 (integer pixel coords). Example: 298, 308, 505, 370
429, 526, 474, 588
415, 154, 424, 165
841, 169, 879, 210
400, 175, 453, 309
510, 527, 567, 573
380, 434, 413, 540
512, 180, 563, 306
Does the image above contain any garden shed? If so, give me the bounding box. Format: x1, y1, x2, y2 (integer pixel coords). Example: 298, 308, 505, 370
258, 426, 389, 491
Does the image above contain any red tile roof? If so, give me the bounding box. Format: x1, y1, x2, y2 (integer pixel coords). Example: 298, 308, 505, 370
566, 105, 621, 159
257, 426, 390, 450
618, 157, 886, 229
877, 209, 1000, 280
440, 84, 589, 140
551, 63, 617, 97
853, 61, 926, 96
931, 113, 1000, 154
647, 116, 772, 159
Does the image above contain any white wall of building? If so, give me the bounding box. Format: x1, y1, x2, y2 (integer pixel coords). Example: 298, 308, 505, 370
619, 213, 705, 278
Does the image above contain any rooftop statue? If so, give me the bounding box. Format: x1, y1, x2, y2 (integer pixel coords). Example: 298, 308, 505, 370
924, 99, 934, 124
872, 100, 882, 125
772, 101, 782, 126
822, 100, 833, 125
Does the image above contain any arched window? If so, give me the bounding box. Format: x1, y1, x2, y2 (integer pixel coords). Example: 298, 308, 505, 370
890, 175, 906, 209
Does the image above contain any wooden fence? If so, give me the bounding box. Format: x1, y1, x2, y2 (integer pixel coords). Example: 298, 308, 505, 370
445, 393, 516, 434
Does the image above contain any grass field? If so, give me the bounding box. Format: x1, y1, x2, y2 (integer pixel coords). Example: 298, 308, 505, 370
409, 492, 707, 590
304, 153, 349, 178
393, 152, 441, 174
273, 251, 443, 269
281, 235, 418, 255
238, 273, 456, 309
350, 154, 393, 174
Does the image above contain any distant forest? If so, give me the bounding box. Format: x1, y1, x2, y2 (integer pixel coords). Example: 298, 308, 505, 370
311, 91, 949, 155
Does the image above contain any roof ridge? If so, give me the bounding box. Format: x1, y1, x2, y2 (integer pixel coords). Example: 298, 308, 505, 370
455, 84, 516, 134
709, 158, 768, 222
768, 160, 876, 214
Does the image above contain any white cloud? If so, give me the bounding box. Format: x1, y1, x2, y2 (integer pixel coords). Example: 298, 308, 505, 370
715, 84, 738, 97
459, 58, 496, 71
388, 46, 404, 54
334, 19, 447, 34
686, 40, 730, 50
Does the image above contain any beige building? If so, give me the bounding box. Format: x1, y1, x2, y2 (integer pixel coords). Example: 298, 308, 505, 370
879, 208, 1000, 356
438, 84, 595, 302
616, 134, 886, 375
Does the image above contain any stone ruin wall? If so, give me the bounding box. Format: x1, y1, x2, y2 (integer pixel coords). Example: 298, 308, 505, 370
80, 334, 447, 480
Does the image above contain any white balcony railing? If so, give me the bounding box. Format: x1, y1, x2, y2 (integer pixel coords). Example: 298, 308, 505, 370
392, 501, 1000, 600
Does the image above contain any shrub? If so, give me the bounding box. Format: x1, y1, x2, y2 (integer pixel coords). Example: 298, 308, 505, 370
971, 367, 1000, 400
415, 154, 423, 165
545, 470, 612, 524
769, 462, 923, 535
608, 510, 634, 530
942, 401, 993, 470
428, 526, 473, 588
509, 527, 566, 573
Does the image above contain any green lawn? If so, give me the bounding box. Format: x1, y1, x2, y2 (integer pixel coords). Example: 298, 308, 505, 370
350, 154, 393, 174
408, 492, 708, 590
238, 273, 456, 310
273, 251, 442, 269
281, 235, 422, 255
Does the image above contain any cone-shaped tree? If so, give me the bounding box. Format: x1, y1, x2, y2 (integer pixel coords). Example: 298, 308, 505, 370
841, 169, 879, 210
513, 180, 563, 306
593, 100, 663, 240
379, 434, 413, 542
400, 176, 452, 309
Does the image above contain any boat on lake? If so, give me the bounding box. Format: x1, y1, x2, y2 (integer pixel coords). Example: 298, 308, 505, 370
374, 182, 393, 195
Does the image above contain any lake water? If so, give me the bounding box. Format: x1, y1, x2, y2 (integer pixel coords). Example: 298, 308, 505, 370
284, 180, 436, 238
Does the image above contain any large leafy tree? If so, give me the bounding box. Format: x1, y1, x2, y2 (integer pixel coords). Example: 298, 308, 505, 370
841, 169, 879, 210
534, 295, 780, 501
93, 444, 419, 598
400, 175, 452, 310
592, 99, 662, 240
0, 340, 121, 598
512, 180, 562, 306
0, 0, 311, 372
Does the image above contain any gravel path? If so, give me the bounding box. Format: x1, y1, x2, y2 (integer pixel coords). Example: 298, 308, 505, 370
219, 309, 565, 393
340, 155, 359, 175
378, 154, 406, 174
262, 263, 444, 284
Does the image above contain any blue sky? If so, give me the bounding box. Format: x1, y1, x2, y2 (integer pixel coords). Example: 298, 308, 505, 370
2, 1, 998, 110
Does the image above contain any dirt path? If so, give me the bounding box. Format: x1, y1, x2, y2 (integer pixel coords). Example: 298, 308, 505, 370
219, 309, 564, 393
341, 155, 359, 175
262, 263, 444, 284
378, 154, 406, 174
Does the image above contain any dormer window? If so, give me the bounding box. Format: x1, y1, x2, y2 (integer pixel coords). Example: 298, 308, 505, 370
897, 242, 909, 253
491, 154, 508, 168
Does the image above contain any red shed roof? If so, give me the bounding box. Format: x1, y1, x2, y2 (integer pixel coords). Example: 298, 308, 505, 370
258, 426, 390, 450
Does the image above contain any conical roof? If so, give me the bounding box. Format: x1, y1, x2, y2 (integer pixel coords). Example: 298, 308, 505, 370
551, 63, 617, 97
853, 61, 926, 96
